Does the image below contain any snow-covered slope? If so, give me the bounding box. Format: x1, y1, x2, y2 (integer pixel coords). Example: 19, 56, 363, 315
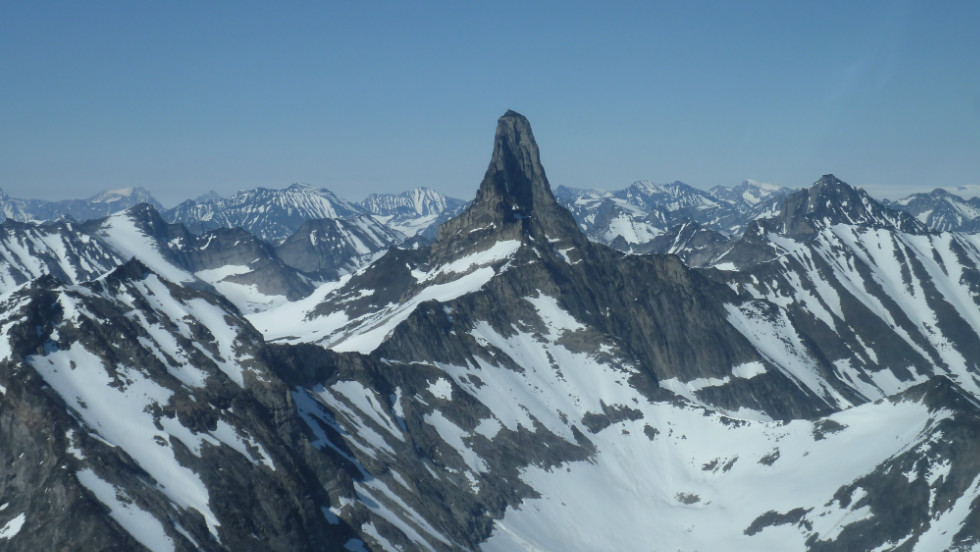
945, 185, 980, 200
250, 239, 521, 352
484, 377, 977, 551
0, 219, 121, 293
242, 112, 979, 549
0, 189, 33, 223
710, 179, 794, 209
889, 188, 980, 233
725, 226, 980, 401
555, 179, 795, 249
89, 204, 314, 312
360, 187, 467, 237
0, 260, 361, 551
274, 215, 406, 280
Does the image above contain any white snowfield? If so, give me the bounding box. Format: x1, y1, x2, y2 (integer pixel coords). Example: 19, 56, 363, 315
96, 211, 195, 284
289, 290, 974, 551
371, 212, 443, 238
0, 512, 26, 540
247, 239, 522, 353
360, 187, 465, 237
0, 222, 119, 294
483, 399, 965, 552
598, 212, 663, 245
76, 469, 176, 552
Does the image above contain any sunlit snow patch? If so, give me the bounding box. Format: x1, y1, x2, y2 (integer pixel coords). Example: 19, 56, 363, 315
249, 240, 521, 354
76, 469, 175, 552
0, 512, 26, 540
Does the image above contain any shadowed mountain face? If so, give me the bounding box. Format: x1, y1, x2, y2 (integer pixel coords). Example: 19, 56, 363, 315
432, 110, 585, 262
772, 174, 928, 238
0, 111, 976, 552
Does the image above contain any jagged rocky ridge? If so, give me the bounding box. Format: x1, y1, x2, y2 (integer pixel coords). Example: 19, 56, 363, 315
3, 170, 974, 272
161, 184, 467, 246
553, 178, 797, 252
886, 188, 980, 233
162, 184, 364, 245
0, 111, 977, 551
1, 184, 466, 280
556, 179, 980, 256
361, 188, 468, 239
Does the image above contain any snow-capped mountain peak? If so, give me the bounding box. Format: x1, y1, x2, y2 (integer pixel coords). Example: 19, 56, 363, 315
0, 186, 164, 224
163, 184, 363, 244
772, 174, 928, 238
710, 179, 794, 208
361, 187, 463, 217
888, 187, 980, 232
88, 186, 156, 204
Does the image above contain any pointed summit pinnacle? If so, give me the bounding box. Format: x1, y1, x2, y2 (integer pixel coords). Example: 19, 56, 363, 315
773, 174, 927, 237
476, 109, 552, 218
432, 110, 584, 260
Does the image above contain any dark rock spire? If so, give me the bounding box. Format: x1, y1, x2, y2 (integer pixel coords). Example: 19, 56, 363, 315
477, 110, 552, 218
432, 110, 583, 260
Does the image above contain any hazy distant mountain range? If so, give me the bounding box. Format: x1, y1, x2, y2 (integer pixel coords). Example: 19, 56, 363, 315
1, 174, 975, 255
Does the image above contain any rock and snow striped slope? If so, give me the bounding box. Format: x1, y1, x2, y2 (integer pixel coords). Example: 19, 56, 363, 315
283, 287, 978, 551
0, 220, 120, 293
0, 261, 352, 551
726, 225, 980, 405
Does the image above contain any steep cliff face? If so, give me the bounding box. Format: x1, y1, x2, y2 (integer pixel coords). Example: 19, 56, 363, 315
432, 110, 586, 262
291, 111, 797, 415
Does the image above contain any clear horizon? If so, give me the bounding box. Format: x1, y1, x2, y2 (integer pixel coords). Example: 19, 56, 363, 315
2, 1, 977, 207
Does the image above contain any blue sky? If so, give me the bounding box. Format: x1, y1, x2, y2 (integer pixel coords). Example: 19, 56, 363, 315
2, 1, 977, 206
